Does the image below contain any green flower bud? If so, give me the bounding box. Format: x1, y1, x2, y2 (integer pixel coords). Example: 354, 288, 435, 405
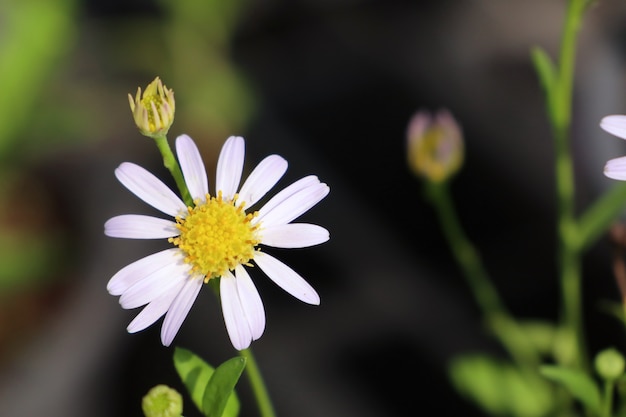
141, 384, 183, 417
595, 347, 625, 381
406, 108, 464, 183
129, 76, 175, 138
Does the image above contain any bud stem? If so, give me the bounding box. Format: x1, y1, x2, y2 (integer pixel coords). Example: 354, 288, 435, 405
153, 134, 193, 206
424, 180, 539, 368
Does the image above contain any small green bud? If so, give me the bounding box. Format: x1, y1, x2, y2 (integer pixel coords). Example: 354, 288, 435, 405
406, 108, 464, 183
129, 76, 176, 138
595, 347, 625, 381
141, 384, 183, 417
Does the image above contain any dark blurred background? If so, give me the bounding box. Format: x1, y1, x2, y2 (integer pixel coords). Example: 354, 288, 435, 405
3, 0, 626, 416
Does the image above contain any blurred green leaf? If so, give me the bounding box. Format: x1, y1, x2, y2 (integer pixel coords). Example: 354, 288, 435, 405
598, 300, 626, 327
173, 347, 241, 417
0, 0, 77, 158
540, 364, 602, 415
518, 321, 558, 357
0, 231, 66, 291
449, 354, 553, 417
578, 182, 626, 251
530, 47, 555, 99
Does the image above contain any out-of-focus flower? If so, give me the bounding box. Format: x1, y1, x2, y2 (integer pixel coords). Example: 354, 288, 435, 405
105, 135, 330, 350
600, 115, 626, 180
406, 109, 464, 183
129, 77, 176, 137
142, 385, 183, 417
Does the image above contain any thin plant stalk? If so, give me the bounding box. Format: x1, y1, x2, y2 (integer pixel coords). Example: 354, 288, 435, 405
153, 134, 193, 206
425, 181, 539, 367
240, 348, 277, 417
545, 0, 590, 370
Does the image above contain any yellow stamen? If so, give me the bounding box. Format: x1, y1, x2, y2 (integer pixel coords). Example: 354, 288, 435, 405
169, 192, 260, 282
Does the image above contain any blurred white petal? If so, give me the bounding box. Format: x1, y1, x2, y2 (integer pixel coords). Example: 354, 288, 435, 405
601, 115, 626, 140
605, 156, 626, 180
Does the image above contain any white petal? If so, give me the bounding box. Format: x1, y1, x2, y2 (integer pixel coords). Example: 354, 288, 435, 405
601, 115, 626, 140
255, 176, 319, 220
115, 162, 187, 217
161, 276, 203, 346
257, 180, 329, 227
234, 265, 265, 340
107, 248, 181, 296
104, 215, 179, 239
220, 271, 253, 350
216, 136, 245, 200
254, 251, 320, 305
176, 134, 209, 201
261, 223, 329, 248
119, 260, 191, 309
605, 156, 626, 180
236, 155, 288, 208
126, 278, 185, 333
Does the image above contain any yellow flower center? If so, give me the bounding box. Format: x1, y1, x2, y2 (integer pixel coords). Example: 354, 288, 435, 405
168, 192, 260, 282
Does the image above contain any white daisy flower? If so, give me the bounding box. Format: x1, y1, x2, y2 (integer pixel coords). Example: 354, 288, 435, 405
601, 115, 626, 180
105, 134, 330, 350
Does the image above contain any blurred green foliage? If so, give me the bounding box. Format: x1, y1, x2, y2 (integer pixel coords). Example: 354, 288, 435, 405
0, 0, 256, 293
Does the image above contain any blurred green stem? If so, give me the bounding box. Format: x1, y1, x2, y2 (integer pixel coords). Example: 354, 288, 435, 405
545, 0, 589, 370
425, 181, 539, 367
240, 348, 276, 417
603, 380, 615, 417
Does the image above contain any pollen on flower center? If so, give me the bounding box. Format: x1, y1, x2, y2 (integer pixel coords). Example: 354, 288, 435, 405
169, 192, 260, 282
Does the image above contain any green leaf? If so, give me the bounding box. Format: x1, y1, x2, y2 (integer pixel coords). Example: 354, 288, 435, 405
539, 365, 602, 414
449, 354, 553, 417
598, 300, 626, 327
202, 357, 246, 417
0, 0, 77, 157
530, 46, 560, 124
173, 347, 242, 417
530, 46, 555, 97
517, 320, 558, 357
578, 182, 626, 251
173, 347, 214, 412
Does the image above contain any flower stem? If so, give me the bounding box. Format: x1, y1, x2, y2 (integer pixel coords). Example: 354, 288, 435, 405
240, 348, 276, 417
153, 135, 193, 206
602, 380, 615, 417
547, 0, 589, 370
425, 181, 539, 367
